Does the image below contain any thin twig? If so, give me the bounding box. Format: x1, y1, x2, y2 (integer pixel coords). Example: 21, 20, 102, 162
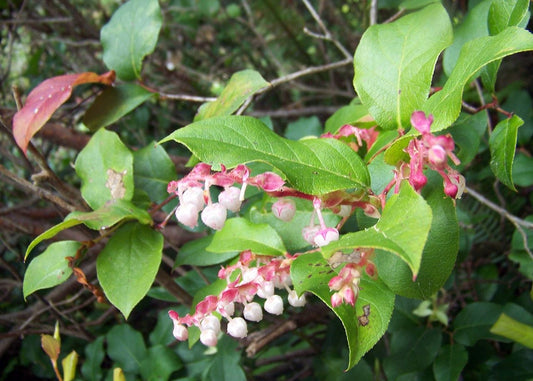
466, 186, 533, 259
369, 0, 378, 25
158, 92, 217, 103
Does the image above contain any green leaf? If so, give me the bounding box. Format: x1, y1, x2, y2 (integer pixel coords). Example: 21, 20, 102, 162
106, 325, 147, 373
424, 27, 533, 132
442, 0, 491, 76
81, 337, 105, 381
206, 336, 247, 381
353, 3, 452, 130
160, 115, 370, 195
291, 251, 395, 370
373, 173, 459, 298
82, 84, 154, 131
489, 115, 523, 191
284, 116, 322, 140
23, 241, 79, 299
175, 235, 239, 266
66, 199, 152, 230
490, 350, 533, 380
512, 153, 533, 187
61, 350, 78, 381
140, 345, 183, 381
97, 222, 163, 318
25, 219, 84, 260
453, 302, 503, 346
133, 142, 177, 205
322, 182, 432, 278
490, 313, 533, 349
196, 70, 269, 120
383, 327, 442, 379
483, 0, 530, 91
207, 217, 286, 256
433, 344, 469, 381
75, 128, 134, 210
100, 0, 162, 81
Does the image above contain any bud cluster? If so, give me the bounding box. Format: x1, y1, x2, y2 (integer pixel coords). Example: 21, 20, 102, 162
404, 111, 465, 198
169, 250, 306, 347
168, 163, 285, 230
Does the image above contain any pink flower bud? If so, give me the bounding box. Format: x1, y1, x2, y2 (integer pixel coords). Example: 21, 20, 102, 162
200, 329, 218, 346
201, 203, 227, 230
343, 286, 356, 306
180, 187, 205, 210
223, 302, 235, 316
218, 186, 242, 212
271, 198, 296, 221
175, 203, 199, 228
331, 292, 343, 308
288, 290, 306, 307
227, 317, 248, 338
302, 225, 320, 245
409, 171, 427, 191
172, 323, 188, 341
314, 228, 339, 247
200, 315, 221, 334
243, 302, 263, 322
444, 181, 458, 198
256, 281, 275, 299
411, 111, 433, 134
250, 172, 285, 191
264, 294, 284, 315
428, 145, 447, 169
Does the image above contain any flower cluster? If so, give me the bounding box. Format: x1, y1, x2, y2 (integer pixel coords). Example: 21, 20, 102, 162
168, 250, 306, 347
327, 248, 376, 307
322, 124, 379, 152
404, 111, 465, 198
168, 163, 285, 230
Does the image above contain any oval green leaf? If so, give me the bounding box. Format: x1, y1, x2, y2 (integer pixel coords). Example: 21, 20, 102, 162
100, 0, 162, 81
97, 222, 163, 319
82, 83, 155, 131
207, 217, 286, 256
160, 115, 370, 195
23, 241, 80, 299
489, 115, 523, 191
353, 3, 452, 130
75, 128, 134, 210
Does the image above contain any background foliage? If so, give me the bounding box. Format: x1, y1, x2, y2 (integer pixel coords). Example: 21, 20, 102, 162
1, 0, 533, 380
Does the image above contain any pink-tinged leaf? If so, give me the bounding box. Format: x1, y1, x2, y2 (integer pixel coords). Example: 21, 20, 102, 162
12, 71, 116, 153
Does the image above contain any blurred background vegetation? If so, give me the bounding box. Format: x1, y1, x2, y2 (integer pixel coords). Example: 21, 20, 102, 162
1, 0, 533, 379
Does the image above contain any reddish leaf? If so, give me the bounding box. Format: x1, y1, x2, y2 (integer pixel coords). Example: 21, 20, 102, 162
12, 71, 115, 153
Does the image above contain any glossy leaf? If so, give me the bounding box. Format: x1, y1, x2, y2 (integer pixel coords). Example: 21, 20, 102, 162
12, 71, 115, 153
490, 313, 533, 349
75, 128, 134, 210
97, 222, 163, 318
442, 0, 491, 76
322, 182, 432, 278
175, 235, 239, 266
372, 174, 459, 298
133, 142, 177, 205
196, 70, 269, 120
106, 325, 147, 373
353, 3, 452, 130
424, 27, 533, 132
66, 199, 152, 230
62, 350, 78, 381
206, 336, 247, 381
100, 0, 162, 80
453, 302, 503, 346
207, 217, 286, 256
160, 115, 370, 195
25, 220, 84, 260
23, 241, 79, 299
489, 115, 523, 191
291, 251, 395, 370
82, 83, 154, 131
433, 344, 468, 381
